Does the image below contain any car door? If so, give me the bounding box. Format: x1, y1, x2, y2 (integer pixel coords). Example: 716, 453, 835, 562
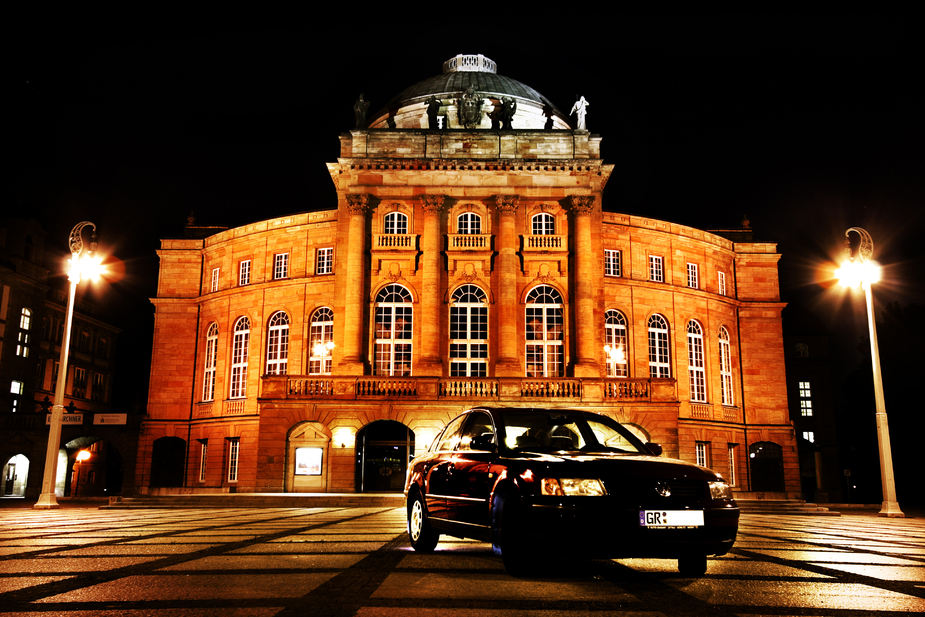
445, 410, 497, 529
423, 413, 467, 522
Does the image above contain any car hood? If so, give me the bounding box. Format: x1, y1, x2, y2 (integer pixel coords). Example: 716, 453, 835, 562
502, 450, 721, 481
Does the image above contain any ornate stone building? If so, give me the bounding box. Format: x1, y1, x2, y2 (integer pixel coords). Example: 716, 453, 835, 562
137, 55, 799, 496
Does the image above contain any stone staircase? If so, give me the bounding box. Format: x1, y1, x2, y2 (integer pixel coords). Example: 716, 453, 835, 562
102, 492, 406, 509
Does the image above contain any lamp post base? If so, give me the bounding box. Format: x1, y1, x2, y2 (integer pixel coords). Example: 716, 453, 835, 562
878, 500, 904, 518
34, 493, 60, 509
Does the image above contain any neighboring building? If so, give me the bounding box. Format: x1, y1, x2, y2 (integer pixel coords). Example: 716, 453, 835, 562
137, 55, 800, 496
0, 218, 134, 500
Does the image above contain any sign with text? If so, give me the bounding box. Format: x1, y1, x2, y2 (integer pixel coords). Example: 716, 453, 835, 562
94, 413, 127, 425
46, 414, 84, 425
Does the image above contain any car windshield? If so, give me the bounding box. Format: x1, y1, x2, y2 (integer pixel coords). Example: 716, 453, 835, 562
499, 409, 647, 454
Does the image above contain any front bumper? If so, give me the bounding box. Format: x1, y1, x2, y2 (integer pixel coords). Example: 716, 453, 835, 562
522, 497, 739, 558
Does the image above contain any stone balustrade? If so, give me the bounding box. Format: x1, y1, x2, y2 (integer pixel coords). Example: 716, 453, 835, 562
447, 234, 492, 250
373, 233, 417, 249
522, 234, 566, 250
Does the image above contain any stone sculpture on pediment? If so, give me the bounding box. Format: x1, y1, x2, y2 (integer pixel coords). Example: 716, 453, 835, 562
493, 194, 520, 213
457, 86, 485, 129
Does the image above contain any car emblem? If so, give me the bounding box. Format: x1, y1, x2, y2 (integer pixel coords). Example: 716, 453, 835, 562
654, 481, 672, 498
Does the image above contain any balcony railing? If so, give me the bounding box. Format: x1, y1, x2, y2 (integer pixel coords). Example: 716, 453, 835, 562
447, 234, 492, 250
270, 376, 662, 403
373, 233, 417, 249
522, 234, 567, 250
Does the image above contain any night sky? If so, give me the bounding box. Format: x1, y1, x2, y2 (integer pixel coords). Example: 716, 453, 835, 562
10, 14, 925, 501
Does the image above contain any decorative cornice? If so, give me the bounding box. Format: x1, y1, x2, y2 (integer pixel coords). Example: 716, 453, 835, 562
494, 194, 520, 213
567, 195, 595, 215
419, 194, 447, 213
346, 193, 375, 214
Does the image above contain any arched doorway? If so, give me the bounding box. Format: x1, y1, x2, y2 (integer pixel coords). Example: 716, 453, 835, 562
355, 421, 414, 492
150, 437, 186, 488
2, 454, 30, 497
287, 422, 330, 492
749, 441, 784, 492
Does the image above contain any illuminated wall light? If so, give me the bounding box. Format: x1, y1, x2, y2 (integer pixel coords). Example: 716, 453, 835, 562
331, 427, 355, 449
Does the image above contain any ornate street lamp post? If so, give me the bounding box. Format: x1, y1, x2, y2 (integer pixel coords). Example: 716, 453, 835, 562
834, 227, 904, 517
34, 222, 105, 509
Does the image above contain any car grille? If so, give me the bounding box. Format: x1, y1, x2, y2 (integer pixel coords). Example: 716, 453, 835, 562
604, 476, 709, 508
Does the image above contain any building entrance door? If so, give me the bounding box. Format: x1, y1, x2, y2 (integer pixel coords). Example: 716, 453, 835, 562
749, 441, 784, 492
356, 421, 414, 492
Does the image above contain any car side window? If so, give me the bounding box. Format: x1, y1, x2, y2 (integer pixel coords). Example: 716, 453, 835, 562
458, 411, 495, 451
435, 414, 467, 452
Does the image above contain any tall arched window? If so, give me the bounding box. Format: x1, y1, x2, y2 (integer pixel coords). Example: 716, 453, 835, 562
230, 317, 250, 399
375, 285, 413, 376
450, 285, 488, 376
604, 309, 628, 377
687, 320, 706, 402
719, 326, 734, 405
384, 211, 408, 235
525, 285, 564, 377
457, 212, 482, 235
202, 323, 218, 402
16, 307, 32, 358
309, 307, 334, 375
531, 212, 555, 235
648, 314, 671, 379
265, 311, 290, 375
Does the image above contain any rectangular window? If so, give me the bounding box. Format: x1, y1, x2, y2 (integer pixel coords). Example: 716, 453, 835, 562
199, 441, 208, 483
799, 380, 813, 417
210, 267, 220, 292
72, 367, 87, 398
227, 438, 239, 483
10, 380, 23, 413
91, 372, 105, 402
316, 247, 334, 275
687, 263, 699, 289
604, 249, 622, 277
718, 271, 727, 296
802, 431, 815, 444
648, 255, 664, 282
238, 260, 251, 286
695, 442, 710, 468
727, 444, 737, 486
273, 253, 289, 280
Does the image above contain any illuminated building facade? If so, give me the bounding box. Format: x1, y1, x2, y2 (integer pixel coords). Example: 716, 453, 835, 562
137, 55, 799, 496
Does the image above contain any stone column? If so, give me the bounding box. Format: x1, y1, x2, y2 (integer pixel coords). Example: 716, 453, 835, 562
417, 194, 446, 375
339, 193, 372, 375
568, 195, 601, 377
494, 195, 520, 376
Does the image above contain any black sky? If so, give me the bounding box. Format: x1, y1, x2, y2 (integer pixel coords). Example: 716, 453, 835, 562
9, 13, 925, 416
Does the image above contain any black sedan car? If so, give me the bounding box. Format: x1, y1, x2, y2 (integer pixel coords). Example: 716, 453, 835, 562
405, 407, 738, 575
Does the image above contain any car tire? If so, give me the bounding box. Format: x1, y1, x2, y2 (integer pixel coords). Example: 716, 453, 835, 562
678, 552, 708, 576
491, 492, 533, 575
407, 492, 439, 552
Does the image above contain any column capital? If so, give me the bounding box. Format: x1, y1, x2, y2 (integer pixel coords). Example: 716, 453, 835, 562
567, 195, 596, 215
419, 194, 447, 213
494, 194, 520, 214
346, 193, 376, 215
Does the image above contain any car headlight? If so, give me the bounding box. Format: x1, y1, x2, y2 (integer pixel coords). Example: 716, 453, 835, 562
709, 480, 733, 500
540, 478, 607, 497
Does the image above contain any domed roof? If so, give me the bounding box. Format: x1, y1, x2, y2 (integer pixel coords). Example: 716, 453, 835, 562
366, 54, 572, 130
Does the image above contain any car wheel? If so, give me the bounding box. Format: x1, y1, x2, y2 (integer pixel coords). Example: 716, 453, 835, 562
407, 492, 439, 552
677, 552, 708, 576
491, 492, 533, 575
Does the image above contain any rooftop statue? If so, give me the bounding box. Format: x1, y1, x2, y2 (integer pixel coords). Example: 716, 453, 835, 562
426, 96, 442, 130
457, 86, 484, 129
570, 95, 589, 130
354, 94, 370, 129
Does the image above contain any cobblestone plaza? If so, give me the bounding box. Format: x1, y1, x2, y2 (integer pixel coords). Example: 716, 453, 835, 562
0, 505, 922, 615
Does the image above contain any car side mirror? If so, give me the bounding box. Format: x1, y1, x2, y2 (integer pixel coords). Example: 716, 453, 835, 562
471, 433, 497, 452
646, 442, 663, 456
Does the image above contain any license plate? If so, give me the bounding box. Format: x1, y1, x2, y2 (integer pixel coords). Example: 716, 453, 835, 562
640, 510, 704, 528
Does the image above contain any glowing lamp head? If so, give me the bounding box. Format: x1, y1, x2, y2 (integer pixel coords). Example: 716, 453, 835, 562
75, 449, 92, 463
604, 344, 625, 363
312, 340, 335, 357
835, 259, 881, 288
68, 253, 106, 284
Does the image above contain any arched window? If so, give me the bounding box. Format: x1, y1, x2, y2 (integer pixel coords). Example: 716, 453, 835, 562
719, 326, 734, 405
384, 211, 408, 235
309, 307, 334, 375
229, 317, 250, 399
202, 323, 218, 402
647, 314, 671, 379
531, 212, 555, 235
450, 285, 488, 376
374, 285, 413, 376
525, 285, 563, 377
687, 320, 706, 402
16, 307, 32, 358
604, 309, 628, 377
457, 212, 482, 235
265, 311, 290, 376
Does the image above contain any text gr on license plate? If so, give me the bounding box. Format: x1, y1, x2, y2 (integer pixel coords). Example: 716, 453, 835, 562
639, 510, 705, 528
